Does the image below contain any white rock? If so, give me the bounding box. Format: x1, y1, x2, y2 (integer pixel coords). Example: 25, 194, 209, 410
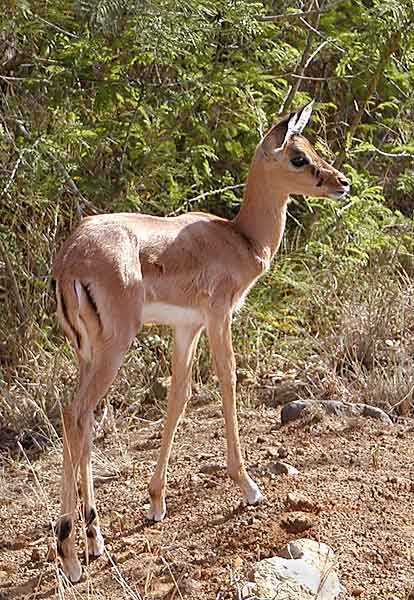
269, 461, 300, 476
253, 538, 344, 599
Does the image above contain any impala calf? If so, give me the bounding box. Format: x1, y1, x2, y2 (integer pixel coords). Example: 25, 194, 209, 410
52, 102, 349, 582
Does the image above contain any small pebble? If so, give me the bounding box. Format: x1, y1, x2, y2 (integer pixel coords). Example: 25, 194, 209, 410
278, 446, 289, 459
45, 543, 57, 562
268, 461, 299, 476
286, 491, 320, 513
265, 447, 278, 458
281, 512, 314, 533
31, 548, 42, 562
199, 463, 225, 475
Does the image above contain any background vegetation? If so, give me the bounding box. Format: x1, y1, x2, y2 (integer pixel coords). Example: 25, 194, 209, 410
1, 0, 414, 449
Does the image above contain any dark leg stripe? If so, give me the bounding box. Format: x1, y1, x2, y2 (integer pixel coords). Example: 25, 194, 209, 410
82, 282, 102, 329
55, 517, 72, 557
83, 506, 97, 528
55, 517, 72, 541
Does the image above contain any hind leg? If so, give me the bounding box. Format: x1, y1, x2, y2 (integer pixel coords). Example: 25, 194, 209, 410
58, 356, 131, 580
56, 348, 133, 582
56, 404, 84, 583
79, 420, 105, 561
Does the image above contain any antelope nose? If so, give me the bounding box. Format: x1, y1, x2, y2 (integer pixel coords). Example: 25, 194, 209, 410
338, 176, 349, 188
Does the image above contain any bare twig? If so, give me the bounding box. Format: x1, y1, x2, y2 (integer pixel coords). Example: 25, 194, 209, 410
303, 39, 330, 70
256, 0, 344, 22
289, 72, 356, 80
160, 556, 184, 600
168, 184, 245, 216
336, 31, 402, 167
1, 150, 26, 200
279, 0, 325, 114
299, 16, 345, 54
103, 548, 143, 599
354, 146, 414, 159
34, 14, 77, 38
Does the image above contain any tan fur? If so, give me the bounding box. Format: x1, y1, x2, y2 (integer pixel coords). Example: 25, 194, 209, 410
52, 107, 349, 582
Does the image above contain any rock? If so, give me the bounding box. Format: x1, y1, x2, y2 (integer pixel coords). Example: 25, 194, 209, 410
268, 461, 299, 476
199, 463, 225, 475
281, 512, 314, 533
281, 399, 392, 426
359, 403, 393, 424
281, 400, 311, 424
253, 538, 343, 599
279, 539, 333, 560
286, 491, 321, 513
351, 587, 364, 597
241, 582, 256, 599
192, 549, 216, 565
179, 577, 202, 595
191, 390, 215, 405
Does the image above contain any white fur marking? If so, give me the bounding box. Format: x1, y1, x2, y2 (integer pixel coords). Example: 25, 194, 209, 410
292, 100, 314, 134
142, 303, 204, 328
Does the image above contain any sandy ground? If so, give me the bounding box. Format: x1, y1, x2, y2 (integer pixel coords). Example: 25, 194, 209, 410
1, 401, 414, 599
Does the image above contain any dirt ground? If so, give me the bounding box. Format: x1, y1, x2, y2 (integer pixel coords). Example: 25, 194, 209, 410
1, 401, 414, 599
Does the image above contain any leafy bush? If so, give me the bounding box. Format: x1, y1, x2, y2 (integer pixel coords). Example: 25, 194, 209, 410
1, 0, 414, 437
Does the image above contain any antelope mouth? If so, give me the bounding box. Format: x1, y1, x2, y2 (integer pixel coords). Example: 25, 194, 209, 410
330, 186, 350, 199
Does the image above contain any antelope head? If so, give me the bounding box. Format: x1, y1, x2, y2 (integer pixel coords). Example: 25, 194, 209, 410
261, 102, 350, 199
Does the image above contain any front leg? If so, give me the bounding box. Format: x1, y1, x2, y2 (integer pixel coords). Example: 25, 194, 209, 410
207, 314, 263, 506
147, 324, 203, 521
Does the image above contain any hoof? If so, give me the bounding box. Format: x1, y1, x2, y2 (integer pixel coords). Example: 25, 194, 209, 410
61, 557, 82, 584
243, 479, 264, 506
146, 498, 167, 522
146, 508, 166, 522
87, 531, 105, 559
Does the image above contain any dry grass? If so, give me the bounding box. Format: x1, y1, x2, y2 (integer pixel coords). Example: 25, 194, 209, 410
2, 260, 413, 467
312, 265, 414, 417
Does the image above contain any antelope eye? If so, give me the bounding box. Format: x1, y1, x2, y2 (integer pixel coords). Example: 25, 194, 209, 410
290, 155, 309, 168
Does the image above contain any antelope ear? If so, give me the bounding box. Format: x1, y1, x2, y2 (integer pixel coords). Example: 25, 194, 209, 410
262, 101, 315, 157
290, 101, 314, 135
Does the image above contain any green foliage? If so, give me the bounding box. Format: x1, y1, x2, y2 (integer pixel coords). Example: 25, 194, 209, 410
0, 0, 413, 382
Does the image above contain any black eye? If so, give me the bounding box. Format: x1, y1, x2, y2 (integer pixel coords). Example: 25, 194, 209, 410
290, 155, 309, 168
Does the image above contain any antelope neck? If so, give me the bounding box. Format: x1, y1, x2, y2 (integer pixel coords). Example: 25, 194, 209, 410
234, 158, 289, 264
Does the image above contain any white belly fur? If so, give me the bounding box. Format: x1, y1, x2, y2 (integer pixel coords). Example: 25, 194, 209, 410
142, 302, 204, 328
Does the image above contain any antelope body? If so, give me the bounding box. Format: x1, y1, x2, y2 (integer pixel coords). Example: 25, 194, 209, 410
52, 103, 349, 582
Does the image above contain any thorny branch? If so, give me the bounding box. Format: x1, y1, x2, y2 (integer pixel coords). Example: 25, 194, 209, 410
0, 238, 27, 324
15, 121, 99, 216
